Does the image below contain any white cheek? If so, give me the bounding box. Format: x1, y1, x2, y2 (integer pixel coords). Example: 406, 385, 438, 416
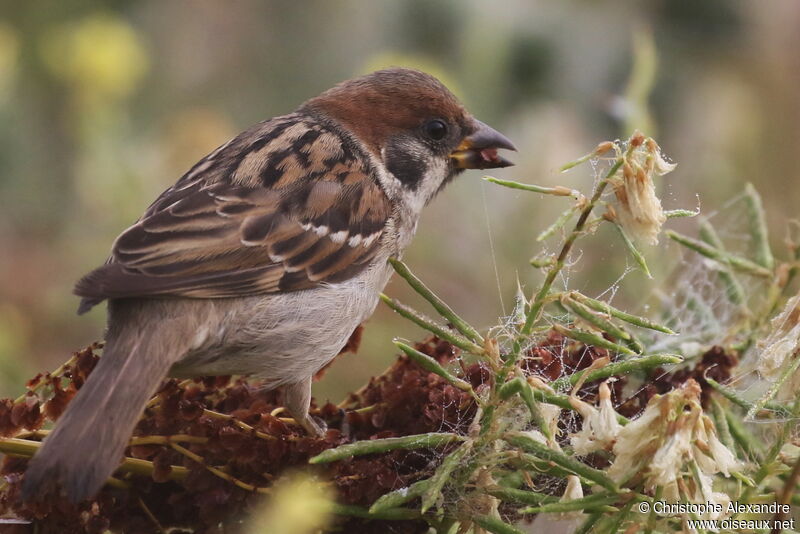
380, 139, 450, 216
407, 157, 448, 213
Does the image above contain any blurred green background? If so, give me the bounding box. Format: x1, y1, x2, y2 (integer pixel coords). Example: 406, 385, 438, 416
0, 1, 798, 401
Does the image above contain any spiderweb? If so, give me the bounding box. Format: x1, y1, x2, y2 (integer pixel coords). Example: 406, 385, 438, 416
381, 151, 794, 527
436, 159, 793, 518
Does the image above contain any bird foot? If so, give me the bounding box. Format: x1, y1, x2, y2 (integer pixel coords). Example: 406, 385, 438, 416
297, 414, 327, 437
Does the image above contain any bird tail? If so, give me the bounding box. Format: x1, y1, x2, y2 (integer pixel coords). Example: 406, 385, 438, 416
21, 304, 191, 502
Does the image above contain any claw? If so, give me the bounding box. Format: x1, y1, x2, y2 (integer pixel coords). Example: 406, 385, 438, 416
298, 414, 326, 437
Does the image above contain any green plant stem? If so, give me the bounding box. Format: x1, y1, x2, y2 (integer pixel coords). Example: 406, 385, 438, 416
331, 504, 421, 521
514, 453, 592, 481
422, 441, 473, 513
772, 453, 800, 531
612, 222, 652, 278
574, 512, 604, 534
381, 294, 484, 354
709, 397, 735, 451
514, 158, 624, 356
395, 342, 477, 399
0, 436, 188, 481
736, 398, 800, 513
706, 377, 792, 418
569, 291, 676, 334
309, 433, 465, 464
561, 296, 632, 341
599, 501, 633, 534
483, 176, 579, 198
370, 478, 434, 513
504, 432, 617, 491
725, 410, 764, 461
643, 486, 663, 534
664, 208, 699, 218
497, 377, 553, 441
471, 514, 526, 534
537, 205, 579, 242
666, 230, 773, 278
484, 486, 558, 506
744, 182, 774, 270
508, 380, 629, 424
388, 258, 483, 343
14, 354, 79, 403
550, 353, 682, 391
552, 324, 637, 356
699, 219, 747, 307
170, 442, 270, 493
520, 492, 621, 514
746, 350, 800, 420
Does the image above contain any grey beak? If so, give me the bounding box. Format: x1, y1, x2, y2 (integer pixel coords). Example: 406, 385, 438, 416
450, 119, 516, 169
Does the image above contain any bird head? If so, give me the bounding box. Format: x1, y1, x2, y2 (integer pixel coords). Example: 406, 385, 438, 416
304, 68, 516, 207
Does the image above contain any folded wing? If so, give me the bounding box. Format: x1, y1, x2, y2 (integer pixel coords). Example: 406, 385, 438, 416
75, 116, 391, 313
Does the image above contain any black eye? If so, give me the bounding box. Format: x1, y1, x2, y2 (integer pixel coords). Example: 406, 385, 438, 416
423, 119, 448, 141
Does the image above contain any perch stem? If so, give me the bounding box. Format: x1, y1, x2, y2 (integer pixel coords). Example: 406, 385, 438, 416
0, 437, 189, 481
170, 442, 271, 493
14, 354, 78, 403
202, 409, 280, 441
705, 377, 792, 418
666, 230, 773, 278
485, 486, 557, 506
611, 221, 651, 278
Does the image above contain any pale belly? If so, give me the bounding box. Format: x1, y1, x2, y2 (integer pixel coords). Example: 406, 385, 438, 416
169, 258, 394, 388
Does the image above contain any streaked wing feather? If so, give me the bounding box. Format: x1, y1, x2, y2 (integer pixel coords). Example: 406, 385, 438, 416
74, 115, 391, 310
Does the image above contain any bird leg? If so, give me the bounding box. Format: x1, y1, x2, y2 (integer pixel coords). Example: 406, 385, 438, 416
283, 377, 326, 437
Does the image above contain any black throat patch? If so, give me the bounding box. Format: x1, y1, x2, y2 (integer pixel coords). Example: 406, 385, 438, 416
384, 139, 427, 191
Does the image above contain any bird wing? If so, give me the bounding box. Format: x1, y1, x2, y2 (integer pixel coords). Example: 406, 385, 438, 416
74, 114, 392, 312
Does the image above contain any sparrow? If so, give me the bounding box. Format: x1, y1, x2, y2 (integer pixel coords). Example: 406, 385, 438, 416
21, 68, 515, 502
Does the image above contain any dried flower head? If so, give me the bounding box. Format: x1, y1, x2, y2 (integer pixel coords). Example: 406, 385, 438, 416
757, 292, 800, 380
608, 131, 675, 245
554, 475, 584, 520
688, 471, 731, 520
568, 381, 622, 455
608, 380, 739, 495
527, 375, 562, 439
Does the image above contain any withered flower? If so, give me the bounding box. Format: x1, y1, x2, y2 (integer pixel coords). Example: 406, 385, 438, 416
757, 292, 800, 381
608, 380, 739, 496
608, 132, 676, 245
568, 381, 621, 455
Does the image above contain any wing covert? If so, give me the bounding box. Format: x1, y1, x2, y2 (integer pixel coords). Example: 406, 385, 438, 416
74, 115, 391, 311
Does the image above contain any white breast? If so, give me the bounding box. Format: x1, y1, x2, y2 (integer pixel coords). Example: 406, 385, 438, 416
172, 251, 395, 388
